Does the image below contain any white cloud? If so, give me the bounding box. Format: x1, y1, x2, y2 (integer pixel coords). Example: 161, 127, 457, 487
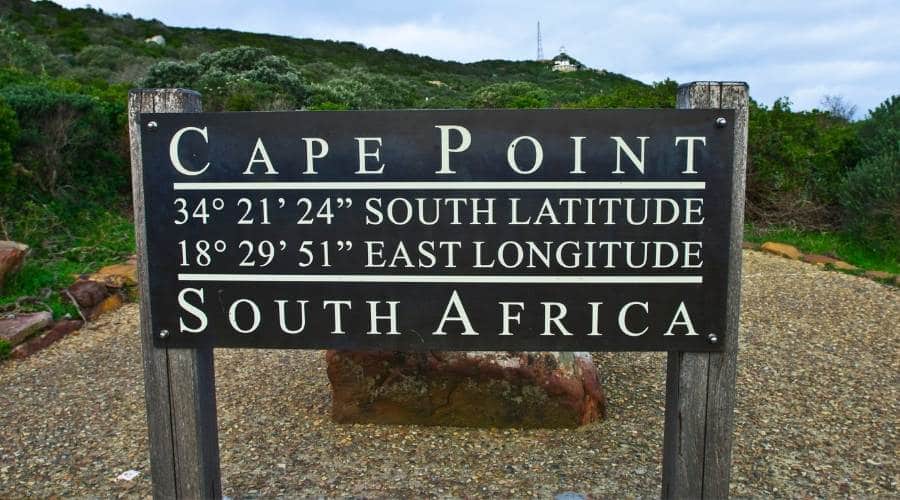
301, 19, 511, 63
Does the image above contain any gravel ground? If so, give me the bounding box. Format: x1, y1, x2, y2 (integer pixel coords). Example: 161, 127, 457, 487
0, 250, 897, 497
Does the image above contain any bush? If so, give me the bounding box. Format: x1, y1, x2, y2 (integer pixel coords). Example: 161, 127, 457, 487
573, 79, 677, 108
469, 82, 550, 109
0, 339, 10, 360
307, 69, 419, 109
143, 46, 308, 111
746, 98, 859, 228
0, 98, 20, 201
0, 21, 60, 75
856, 95, 899, 158
839, 147, 899, 253
75, 44, 127, 70
0, 81, 127, 202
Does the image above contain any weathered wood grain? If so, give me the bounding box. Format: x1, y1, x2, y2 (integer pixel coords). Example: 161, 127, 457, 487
128, 88, 221, 499
662, 82, 748, 500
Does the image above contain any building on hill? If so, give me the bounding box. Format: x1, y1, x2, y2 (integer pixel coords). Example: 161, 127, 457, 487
551, 48, 585, 72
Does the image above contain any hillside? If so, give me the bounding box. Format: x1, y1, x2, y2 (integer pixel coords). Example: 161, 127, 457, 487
0, 0, 645, 108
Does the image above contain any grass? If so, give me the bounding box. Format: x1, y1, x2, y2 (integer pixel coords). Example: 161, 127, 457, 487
1, 199, 135, 319
745, 224, 899, 275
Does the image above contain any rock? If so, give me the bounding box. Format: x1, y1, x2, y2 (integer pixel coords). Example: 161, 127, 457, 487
802, 254, 839, 266
741, 241, 761, 250
11, 319, 82, 359
88, 262, 137, 288
831, 260, 858, 271
144, 35, 166, 45
88, 293, 123, 320
760, 242, 802, 260
66, 280, 109, 309
326, 350, 606, 428
0, 311, 53, 346
0, 240, 29, 294
863, 270, 893, 281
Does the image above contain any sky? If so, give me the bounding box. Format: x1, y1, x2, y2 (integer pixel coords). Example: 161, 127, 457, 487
59, 0, 900, 115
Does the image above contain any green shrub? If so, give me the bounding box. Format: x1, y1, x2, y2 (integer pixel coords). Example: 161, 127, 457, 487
143, 46, 308, 111
469, 81, 550, 108
0, 81, 127, 202
307, 69, 418, 109
0, 21, 60, 75
747, 98, 860, 227
75, 44, 127, 70
839, 147, 900, 253
0, 97, 20, 200
857, 95, 899, 157
572, 79, 677, 108
0, 339, 10, 360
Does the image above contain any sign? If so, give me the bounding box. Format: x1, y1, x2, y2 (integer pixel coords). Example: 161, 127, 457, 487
139, 109, 735, 351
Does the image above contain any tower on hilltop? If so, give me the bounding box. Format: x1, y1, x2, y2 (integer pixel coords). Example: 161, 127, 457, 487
536, 21, 544, 60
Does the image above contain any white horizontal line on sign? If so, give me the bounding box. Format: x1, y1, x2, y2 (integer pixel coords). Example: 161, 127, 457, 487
177, 274, 703, 284
172, 181, 706, 191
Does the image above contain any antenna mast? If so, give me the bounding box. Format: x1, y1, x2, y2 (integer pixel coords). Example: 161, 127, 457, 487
536, 21, 544, 60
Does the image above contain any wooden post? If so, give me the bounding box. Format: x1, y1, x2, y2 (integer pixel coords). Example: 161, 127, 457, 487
129, 89, 222, 499
662, 82, 749, 499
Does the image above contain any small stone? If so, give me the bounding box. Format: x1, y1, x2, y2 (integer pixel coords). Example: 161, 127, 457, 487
863, 270, 892, 281
66, 280, 109, 309
802, 254, 839, 266
88, 262, 137, 288
0, 240, 29, 294
0, 311, 52, 346
760, 242, 802, 260
831, 260, 858, 271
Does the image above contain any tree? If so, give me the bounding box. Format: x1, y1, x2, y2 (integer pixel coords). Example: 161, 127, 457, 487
143, 46, 308, 111
856, 94, 899, 157
820, 94, 857, 121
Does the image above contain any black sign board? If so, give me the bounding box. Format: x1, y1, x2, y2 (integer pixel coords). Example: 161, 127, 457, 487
139, 109, 734, 351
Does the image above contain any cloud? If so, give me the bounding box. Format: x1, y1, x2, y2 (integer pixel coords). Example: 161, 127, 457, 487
300, 19, 512, 63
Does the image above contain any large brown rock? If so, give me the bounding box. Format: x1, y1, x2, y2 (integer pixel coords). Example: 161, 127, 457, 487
761, 241, 802, 260
0, 241, 29, 294
863, 270, 893, 281
0, 311, 52, 347
832, 260, 859, 271
802, 254, 840, 266
87, 262, 137, 288
11, 319, 82, 359
66, 279, 109, 309
326, 350, 605, 428
87, 293, 123, 320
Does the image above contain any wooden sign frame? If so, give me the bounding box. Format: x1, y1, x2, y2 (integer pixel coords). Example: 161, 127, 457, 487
128, 81, 748, 499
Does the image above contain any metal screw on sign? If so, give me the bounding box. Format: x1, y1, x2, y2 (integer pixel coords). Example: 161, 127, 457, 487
159, 329, 170, 339
147, 121, 158, 130
707, 333, 719, 344
715, 117, 727, 128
